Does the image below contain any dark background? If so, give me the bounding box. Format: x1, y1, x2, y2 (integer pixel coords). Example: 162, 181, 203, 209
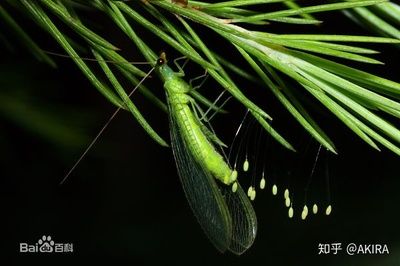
1, 3, 400, 265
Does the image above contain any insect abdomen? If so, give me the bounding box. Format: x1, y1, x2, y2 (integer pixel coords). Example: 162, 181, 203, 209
169, 94, 234, 185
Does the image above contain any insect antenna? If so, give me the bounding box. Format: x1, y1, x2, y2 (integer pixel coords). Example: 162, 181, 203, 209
60, 66, 155, 185
43, 50, 153, 65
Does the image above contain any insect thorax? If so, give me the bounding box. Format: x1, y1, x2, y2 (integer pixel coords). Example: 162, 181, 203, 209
164, 77, 191, 95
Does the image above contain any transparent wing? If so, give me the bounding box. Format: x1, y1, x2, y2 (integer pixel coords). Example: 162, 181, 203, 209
193, 100, 258, 253
218, 183, 258, 254
169, 101, 257, 254
169, 103, 232, 253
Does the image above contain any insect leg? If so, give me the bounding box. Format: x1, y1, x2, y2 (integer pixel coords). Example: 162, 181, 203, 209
189, 96, 209, 122
207, 94, 232, 122
189, 98, 227, 148
189, 69, 208, 91
173, 55, 189, 77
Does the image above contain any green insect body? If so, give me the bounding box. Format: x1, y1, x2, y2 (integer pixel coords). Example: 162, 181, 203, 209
159, 62, 235, 185
155, 54, 257, 255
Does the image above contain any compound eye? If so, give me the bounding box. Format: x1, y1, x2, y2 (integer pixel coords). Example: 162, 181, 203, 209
156, 58, 164, 66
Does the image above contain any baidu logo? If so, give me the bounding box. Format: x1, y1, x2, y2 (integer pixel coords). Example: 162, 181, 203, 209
19, 235, 73, 253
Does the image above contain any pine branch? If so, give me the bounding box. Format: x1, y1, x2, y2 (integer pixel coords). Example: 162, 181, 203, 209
1, 0, 400, 156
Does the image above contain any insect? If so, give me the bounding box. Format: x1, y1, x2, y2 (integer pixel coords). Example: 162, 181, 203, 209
59, 51, 257, 254
156, 52, 257, 254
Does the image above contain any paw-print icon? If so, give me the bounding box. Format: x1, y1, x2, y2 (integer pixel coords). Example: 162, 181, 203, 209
38, 235, 54, 253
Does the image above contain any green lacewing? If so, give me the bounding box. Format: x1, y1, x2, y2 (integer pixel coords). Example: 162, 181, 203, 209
59, 51, 257, 254
156, 52, 257, 254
